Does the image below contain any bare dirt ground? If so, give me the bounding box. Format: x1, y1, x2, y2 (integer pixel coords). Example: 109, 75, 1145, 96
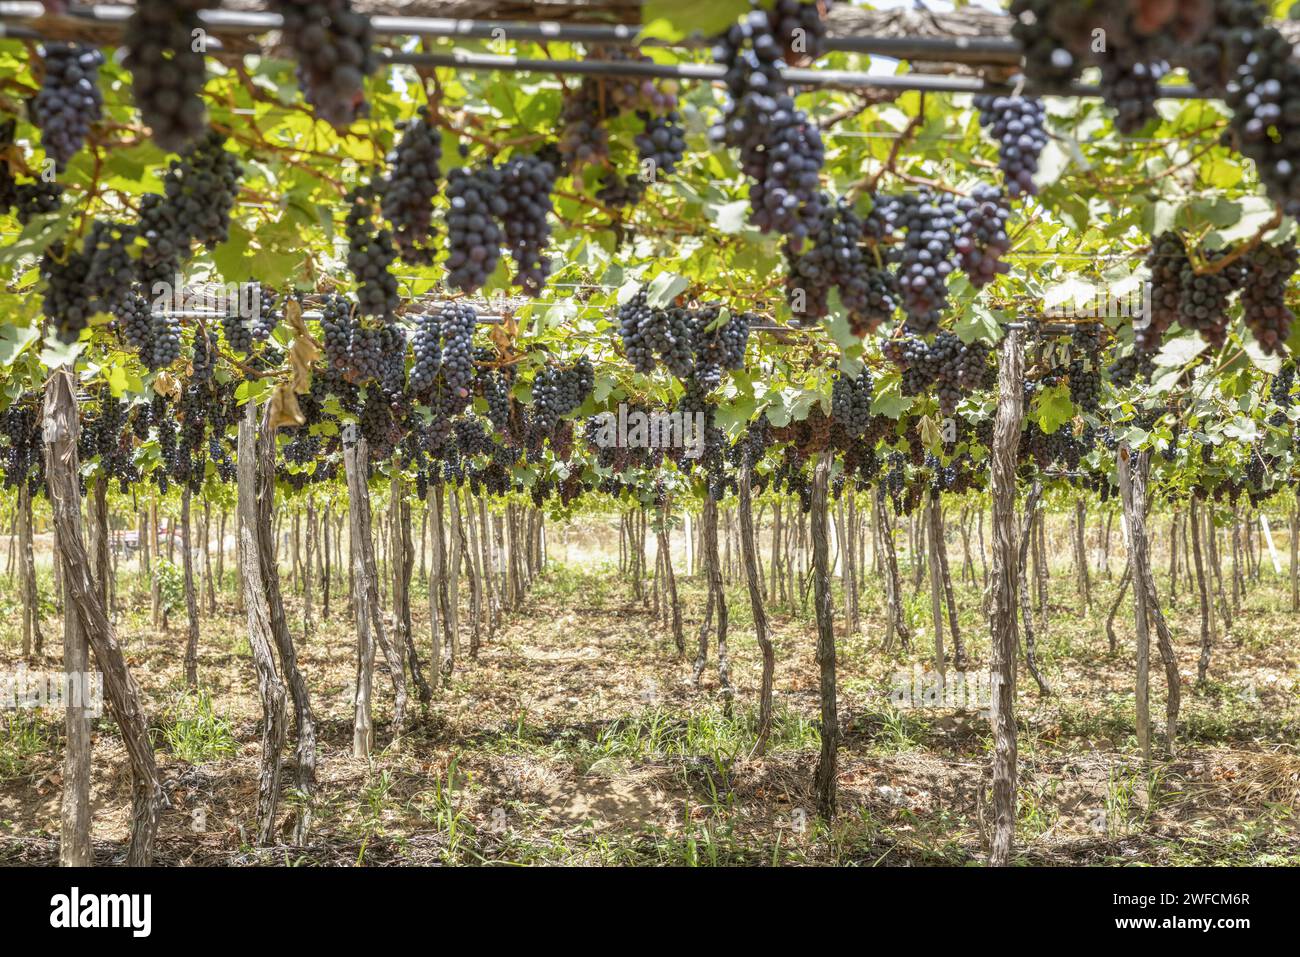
1, 525, 1298, 866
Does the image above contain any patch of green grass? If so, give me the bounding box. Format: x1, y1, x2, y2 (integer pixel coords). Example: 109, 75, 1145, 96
1054, 695, 1136, 746
356, 768, 397, 865
849, 701, 932, 754
570, 705, 820, 775
1149, 805, 1300, 865
0, 712, 49, 782
1103, 761, 1165, 838
411, 756, 475, 864
1018, 775, 1061, 839
155, 687, 237, 764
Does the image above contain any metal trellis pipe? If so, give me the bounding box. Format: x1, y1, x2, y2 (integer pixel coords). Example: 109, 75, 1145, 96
0, 3, 1171, 69
156, 307, 1086, 337
0, 3, 1209, 100
139, 306, 817, 335
378, 49, 1206, 99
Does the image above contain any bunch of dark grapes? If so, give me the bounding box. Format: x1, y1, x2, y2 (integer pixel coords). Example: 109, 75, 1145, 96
738, 417, 772, 470
295, 372, 330, 427
767, 0, 829, 62
617, 290, 658, 373
784, 196, 866, 322
445, 164, 505, 293
500, 153, 558, 296
956, 336, 993, 390
1107, 348, 1155, 388
423, 384, 463, 451
83, 219, 138, 314
929, 332, 968, 418
650, 306, 701, 380
129, 401, 153, 442
0, 404, 44, 492
595, 173, 645, 210
221, 299, 254, 355
1268, 362, 1294, 428
40, 242, 94, 343
347, 324, 385, 384
282, 431, 322, 466
1142, 230, 1188, 351
273, 0, 375, 129
1214, 17, 1300, 213
1240, 241, 1297, 356
1184, 0, 1265, 94
557, 81, 611, 171
1010, 1, 1198, 91
380, 108, 442, 265
529, 364, 575, 439
78, 395, 124, 465
895, 191, 960, 334
117, 294, 153, 355
831, 368, 873, 437
29, 43, 104, 173
175, 387, 211, 490
483, 370, 511, 434
123, 0, 209, 152
1170, 1, 1300, 210
1100, 57, 1169, 135
358, 388, 396, 458
555, 55, 677, 181
1011, 1, 1171, 133
376, 322, 407, 396
862, 192, 911, 244
1068, 324, 1104, 413
345, 182, 399, 318
135, 193, 184, 290
1019, 421, 1075, 470
1178, 247, 1244, 349
320, 295, 356, 371
925, 453, 958, 494
148, 312, 182, 370
12, 180, 64, 224
617, 291, 695, 378
711, 9, 825, 239
954, 184, 1011, 287
883, 334, 938, 396
247, 284, 280, 342
634, 112, 687, 180
437, 303, 478, 398
846, 268, 901, 338
191, 327, 215, 383
973, 95, 1048, 199
691, 306, 751, 388
408, 312, 442, 396
676, 374, 725, 469
454, 416, 497, 460
152, 395, 177, 493
165, 131, 243, 250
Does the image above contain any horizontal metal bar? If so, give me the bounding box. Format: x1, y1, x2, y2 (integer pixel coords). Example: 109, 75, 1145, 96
0, 4, 1207, 98
45, 6, 1024, 63
166, 307, 504, 325
827, 34, 1020, 63
155, 307, 819, 336
1004, 322, 1091, 334
380, 49, 1206, 98
0, 4, 1142, 71
176, 306, 1098, 340
29, 4, 648, 43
